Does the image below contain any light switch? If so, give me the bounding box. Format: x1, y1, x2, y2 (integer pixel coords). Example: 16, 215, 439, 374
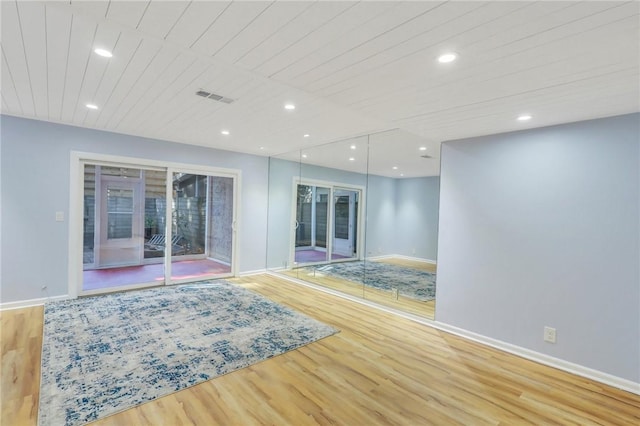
55, 211, 64, 222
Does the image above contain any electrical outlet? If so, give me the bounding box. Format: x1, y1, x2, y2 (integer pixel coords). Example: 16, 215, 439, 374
544, 326, 557, 343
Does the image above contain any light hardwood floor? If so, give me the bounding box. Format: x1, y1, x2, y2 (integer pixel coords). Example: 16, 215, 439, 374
2, 274, 639, 425
286, 258, 436, 319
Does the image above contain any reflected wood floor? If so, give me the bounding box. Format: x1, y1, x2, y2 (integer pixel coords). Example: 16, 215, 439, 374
2, 274, 639, 425
287, 257, 436, 319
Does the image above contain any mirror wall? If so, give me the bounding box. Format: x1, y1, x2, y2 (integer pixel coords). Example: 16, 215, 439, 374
266, 130, 439, 320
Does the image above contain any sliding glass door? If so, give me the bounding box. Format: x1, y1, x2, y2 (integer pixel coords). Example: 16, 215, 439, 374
292, 181, 362, 267
170, 172, 233, 283
295, 184, 330, 264
83, 165, 166, 292
78, 158, 237, 295
332, 189, 359, 259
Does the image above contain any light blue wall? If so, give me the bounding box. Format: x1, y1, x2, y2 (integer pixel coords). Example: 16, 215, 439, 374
266, 157, 441, 266
436, 113, 640, 383
394, 177, 440, 261
266, 158, 376, 269
0, 115, 269, 303
266, 158, 300, 269
364, 175, 397, 258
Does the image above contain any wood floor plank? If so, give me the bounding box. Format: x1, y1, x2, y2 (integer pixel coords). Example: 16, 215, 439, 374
1, 306, 43, 426
1, 274, 639, 425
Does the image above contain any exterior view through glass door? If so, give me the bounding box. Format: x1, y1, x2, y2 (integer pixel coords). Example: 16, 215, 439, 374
170, 172, 233, 283
83, 165, 166, 292
332, 189, 358, 259
293, 182, 361, 266
81, 161, 236, 294
295, 185, 330, 264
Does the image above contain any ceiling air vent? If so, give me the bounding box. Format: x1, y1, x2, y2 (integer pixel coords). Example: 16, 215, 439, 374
420, 154, 433, 159
195, 89, 234, 104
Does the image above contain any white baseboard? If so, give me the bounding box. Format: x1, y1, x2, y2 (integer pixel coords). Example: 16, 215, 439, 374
432, 322, 640, 396
1, 270, 270, 307
268, 271, 639, 396
366, 254, 437, 264
5, 272, 637, 396
392, 254, 437, 264
1, 294, 70, 311
365, 254, 394, 261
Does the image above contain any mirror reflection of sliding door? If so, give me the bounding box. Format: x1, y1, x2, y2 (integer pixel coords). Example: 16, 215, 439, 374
332, 189, 359, 260
169, 172, 234, 283
295, 184, 330, 265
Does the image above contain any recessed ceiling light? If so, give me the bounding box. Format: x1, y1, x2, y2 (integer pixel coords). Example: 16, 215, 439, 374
437, 52, 457, 63
303, 134, 310, 138
350, 145, 356, 150
349, 157, 355, 161
259, 146, 265, 150
392, 166, 398, 170
94, 48, 113, 58
85, 103, 98, 110
517, 114, 532, 121
419, 146, 427, 151
221, 130, 230, 135
302, 154, 308, 158
400, 173, 404, 177
284, 103, 296, 110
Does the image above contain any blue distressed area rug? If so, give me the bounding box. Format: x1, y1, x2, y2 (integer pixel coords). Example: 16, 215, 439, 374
38, 280, 338, 426
313, 261, 436, 301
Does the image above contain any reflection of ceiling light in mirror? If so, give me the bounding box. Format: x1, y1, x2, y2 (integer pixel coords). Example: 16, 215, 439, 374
517, 114, 532, 121
221, 130, 230, 135
349, 157, 355, 161
438, 52, 457, 63
284, 103, 296, 110
419, 147, 427, 151
94, 48, 112, 57
400, 174, 404, 177
85, 103, 98, 110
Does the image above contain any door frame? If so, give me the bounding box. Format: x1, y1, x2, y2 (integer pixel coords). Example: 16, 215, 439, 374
69, 151, 241, 298
289, 177, 365, 268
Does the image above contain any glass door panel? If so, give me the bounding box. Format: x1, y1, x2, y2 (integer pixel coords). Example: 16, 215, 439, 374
294, 184, 330, 265
295, 184, 312, 251
332, 189, 359, 260
82, 165, 166, 292
170, 172, 234, 282
97, 174, 141, 267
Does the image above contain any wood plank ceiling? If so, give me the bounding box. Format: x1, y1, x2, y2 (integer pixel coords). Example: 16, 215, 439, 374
1, 1, 638, 177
